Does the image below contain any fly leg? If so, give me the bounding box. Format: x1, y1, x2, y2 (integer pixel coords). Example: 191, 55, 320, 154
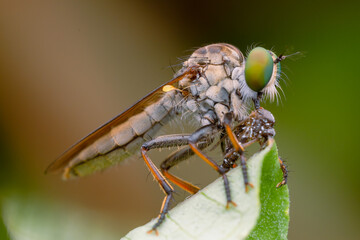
276, 157, 288, 188
223, 112, 254, 192
188, 125, 236, 208
160, 139, 212, 194
264, 138, 288, 188
141, 134, 192, 234
142, 126, 227, 233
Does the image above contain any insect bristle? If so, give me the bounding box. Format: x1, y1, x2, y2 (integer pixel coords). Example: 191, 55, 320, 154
176, 55, 192, 62
246, 42, 263, 56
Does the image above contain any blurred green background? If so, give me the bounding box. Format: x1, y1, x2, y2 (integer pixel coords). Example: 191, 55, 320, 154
0, 0, 359, 239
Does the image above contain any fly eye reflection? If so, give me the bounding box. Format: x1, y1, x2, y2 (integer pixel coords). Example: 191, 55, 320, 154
245, 47, 274, 92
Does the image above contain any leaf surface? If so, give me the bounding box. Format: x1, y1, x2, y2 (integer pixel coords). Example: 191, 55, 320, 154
121, 140, 289, 240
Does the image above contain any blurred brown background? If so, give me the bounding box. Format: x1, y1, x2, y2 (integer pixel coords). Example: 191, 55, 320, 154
0, 0, 359, 239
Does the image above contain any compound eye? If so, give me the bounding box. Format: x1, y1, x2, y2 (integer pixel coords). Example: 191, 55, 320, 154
245, 47, 274, 92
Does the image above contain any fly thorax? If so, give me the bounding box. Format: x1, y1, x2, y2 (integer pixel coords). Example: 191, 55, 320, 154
179, 65, 247, 126
176, 43, 248, 126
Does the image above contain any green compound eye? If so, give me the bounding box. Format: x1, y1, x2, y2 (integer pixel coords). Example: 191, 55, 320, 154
245, 47, 274, 92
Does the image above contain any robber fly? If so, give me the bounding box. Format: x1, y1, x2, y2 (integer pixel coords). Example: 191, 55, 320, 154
46, 43, 290, 234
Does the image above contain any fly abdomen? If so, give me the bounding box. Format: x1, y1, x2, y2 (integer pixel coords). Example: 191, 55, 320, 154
65, 91, 182, 178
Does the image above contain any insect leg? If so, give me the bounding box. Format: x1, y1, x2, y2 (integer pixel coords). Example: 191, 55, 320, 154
141, 134, 192, 234
188, 125, 236, 208
265, 138, 287, 188
276, 157, 288, 188
223, 112, 254, 192
219, 130, 227, 154
161, 139, 213, 195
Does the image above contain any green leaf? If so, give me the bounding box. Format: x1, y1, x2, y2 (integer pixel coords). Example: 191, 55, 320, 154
121, 140, 289, 240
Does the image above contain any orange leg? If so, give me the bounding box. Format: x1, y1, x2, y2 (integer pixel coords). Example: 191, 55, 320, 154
223, 112, 254, 192
162, 170, 200, 194
160, 143, 213, 195
141, 124, 238, 233
141, 147, 173, 235
276, 157, 288, 188
141, 132, 213, 232
189, 142, 236, 208
188, 125, 236, 208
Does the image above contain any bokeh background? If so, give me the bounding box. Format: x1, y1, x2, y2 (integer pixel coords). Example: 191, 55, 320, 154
0, 0, 359, 239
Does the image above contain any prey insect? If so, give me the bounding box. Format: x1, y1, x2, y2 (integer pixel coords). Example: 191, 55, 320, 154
221, 108, 288, 192
46, 43, 290, 234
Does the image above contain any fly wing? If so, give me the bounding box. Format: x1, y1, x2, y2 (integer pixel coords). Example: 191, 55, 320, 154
46, 68, 198, 179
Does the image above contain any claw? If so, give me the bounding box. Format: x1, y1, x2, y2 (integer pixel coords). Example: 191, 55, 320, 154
147, 228, 159, 236
226, 200, 237, 209
245, 182, 254, 192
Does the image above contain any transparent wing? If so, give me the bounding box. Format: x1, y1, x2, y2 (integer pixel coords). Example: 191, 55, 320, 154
46, 67, 199, 177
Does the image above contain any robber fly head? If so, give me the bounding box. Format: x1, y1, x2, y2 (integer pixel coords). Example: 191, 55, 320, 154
239, 47, 288, 104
